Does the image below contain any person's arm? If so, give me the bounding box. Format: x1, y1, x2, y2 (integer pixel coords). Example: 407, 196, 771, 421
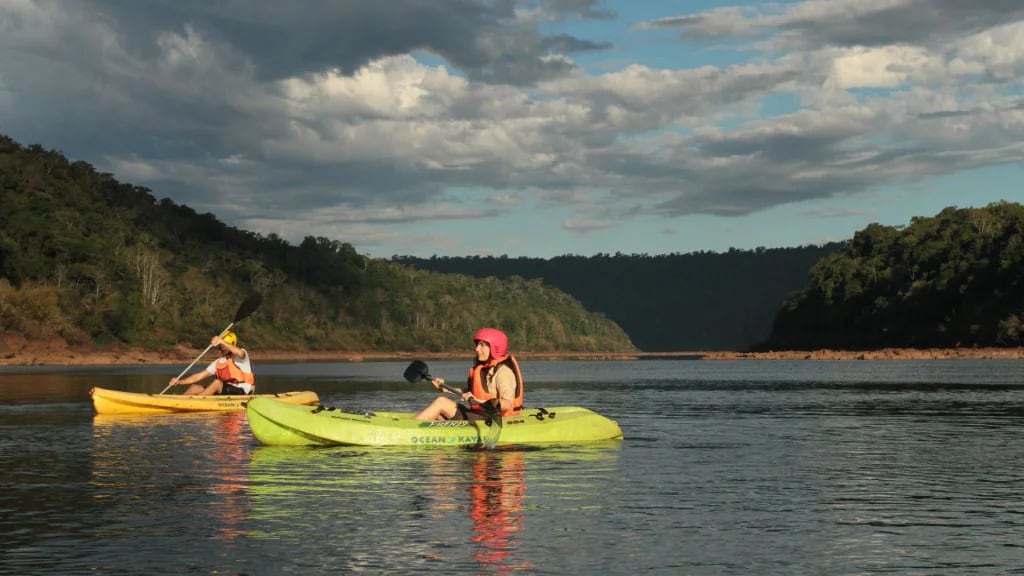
433, 377, 463, 394
232, 349, 253, 374
168, 362, 216, 387
212, 335, 245, 359
492, 365, 517, 411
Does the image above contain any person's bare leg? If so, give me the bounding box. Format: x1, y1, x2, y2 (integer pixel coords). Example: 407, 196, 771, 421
414, 397, 459, 420
198, 380, 225, 396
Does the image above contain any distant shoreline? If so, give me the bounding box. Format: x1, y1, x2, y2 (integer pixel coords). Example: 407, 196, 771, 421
2, 336, 1023, 367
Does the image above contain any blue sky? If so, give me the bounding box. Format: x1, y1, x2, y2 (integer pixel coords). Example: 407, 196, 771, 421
2, 0, 1023, 258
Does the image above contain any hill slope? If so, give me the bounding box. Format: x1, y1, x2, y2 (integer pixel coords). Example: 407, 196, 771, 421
0, 135, 635, 353
760, 202, 1024, 349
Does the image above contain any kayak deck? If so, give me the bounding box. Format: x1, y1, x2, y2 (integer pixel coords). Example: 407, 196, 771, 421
90, 387, 320, 415
246, 397, 624, 447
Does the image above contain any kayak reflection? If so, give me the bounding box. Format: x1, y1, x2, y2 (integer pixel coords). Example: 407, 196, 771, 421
91, 412, 251, 545
209, 412, 251, 541
245, 443, 620, 572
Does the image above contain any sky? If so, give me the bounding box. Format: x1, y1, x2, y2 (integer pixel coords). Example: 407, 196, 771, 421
2, 0, 1023, 259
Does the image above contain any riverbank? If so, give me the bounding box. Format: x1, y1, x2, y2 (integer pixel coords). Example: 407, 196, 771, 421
0, 337, 697, 366
2, 335, 1023, 366
701, 347, 1024, 360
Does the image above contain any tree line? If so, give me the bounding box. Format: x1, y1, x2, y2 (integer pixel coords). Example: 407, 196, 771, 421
393, 246, 840, 351
0, 135, 634, 354
759, 201, 1024, 350
396, 202, 1024, 352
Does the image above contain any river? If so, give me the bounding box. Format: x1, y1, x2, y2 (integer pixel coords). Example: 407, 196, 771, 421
1, 359, 1023, 575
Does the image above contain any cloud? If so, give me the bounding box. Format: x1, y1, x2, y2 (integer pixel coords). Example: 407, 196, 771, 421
643, 0, 1024, 51
2, 1, 1024, 256
561, 217, 614, 233
825, 45, 934, 89
59, 0, 606, 86
524, 0, 616, 22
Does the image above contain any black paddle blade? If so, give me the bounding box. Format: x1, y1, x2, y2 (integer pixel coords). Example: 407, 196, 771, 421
479, 399, 503, 449
234, 292, 262, 323
403, 360, 431, 383
484, 399, 503, 429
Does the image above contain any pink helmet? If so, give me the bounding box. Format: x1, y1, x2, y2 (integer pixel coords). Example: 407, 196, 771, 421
473, 327, 508, 358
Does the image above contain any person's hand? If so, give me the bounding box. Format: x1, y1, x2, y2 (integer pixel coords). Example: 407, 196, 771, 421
210, 335, 223, 347
431, 377, 446, 391
168, 377, 181, 386
461, 391, 478, 404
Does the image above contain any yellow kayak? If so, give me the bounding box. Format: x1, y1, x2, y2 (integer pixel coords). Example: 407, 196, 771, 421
90, 386, 320, 415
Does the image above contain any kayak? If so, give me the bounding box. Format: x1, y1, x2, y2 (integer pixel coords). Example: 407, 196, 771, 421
245, 397, 624, 447
90, 387, 320, 415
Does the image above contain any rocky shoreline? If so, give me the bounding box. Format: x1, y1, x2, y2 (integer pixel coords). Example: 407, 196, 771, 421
1, 335, 1022, 366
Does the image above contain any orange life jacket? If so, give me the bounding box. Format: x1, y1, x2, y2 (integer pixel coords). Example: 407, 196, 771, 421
214, 354, 255, 386
466, 354, 523, 416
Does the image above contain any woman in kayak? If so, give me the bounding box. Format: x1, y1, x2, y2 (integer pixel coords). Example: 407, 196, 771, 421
167, 331, 256, 395
414, 327, 523, 420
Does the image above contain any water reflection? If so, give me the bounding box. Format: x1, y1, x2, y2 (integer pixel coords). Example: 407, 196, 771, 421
209, 413, 251, 541
89, 411, 252, 568
467, 450, 532, 574
12, 358, 1024, 574
245, 444, 619, 573
416, 448, 531, 573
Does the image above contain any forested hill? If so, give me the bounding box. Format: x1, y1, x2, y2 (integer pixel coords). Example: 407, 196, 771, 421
10, 133, 1016, 354
0, 135, 635, 354
393, 245, 841, 351
760, 202, 1024, 350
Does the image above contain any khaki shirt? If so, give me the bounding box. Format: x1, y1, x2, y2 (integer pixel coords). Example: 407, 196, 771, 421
485, 363, 517, 404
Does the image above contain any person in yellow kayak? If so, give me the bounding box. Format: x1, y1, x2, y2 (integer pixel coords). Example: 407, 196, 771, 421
167, 331, 255, 395
414, 327, 523, 420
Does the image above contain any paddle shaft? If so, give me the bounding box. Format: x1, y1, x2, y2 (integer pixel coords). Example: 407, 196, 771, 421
158, 322, 237, 395
437, 381, 461, 396
408, 361, 472, 399
437, 381, 494, 409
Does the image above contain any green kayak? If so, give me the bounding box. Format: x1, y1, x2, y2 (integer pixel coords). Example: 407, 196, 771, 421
245, 397, 624, 447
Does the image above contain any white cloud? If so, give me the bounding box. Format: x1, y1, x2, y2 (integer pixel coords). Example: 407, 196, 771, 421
954, 21, 1024, 80
825, 45, 933, 89
281, 55, 467, 119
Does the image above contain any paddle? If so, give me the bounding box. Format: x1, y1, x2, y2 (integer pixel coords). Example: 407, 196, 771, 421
403, 360, 502, 449
160, 293, 263, 395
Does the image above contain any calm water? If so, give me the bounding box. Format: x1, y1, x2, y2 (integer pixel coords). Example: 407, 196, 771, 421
2, 359, 1024, 575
